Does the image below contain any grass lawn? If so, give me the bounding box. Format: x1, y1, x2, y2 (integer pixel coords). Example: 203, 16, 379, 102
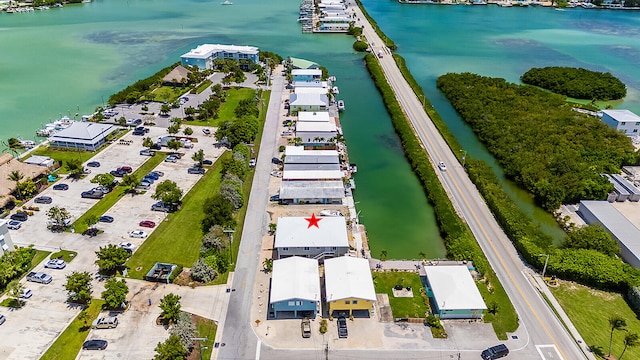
40, 300, 105, 360
50, 250, 78, 263
151, 85, 187, 103
192, 314, 217, 360
126, 152, 231, 279
551, 281, 640, 359
72, 153, 166, 234
476, 277, 518, 340
195, 79, 212, 94
30, 147, 96, 174
372, 271, 428, 318
31, 250, 51, 269
184, 87, 257, 127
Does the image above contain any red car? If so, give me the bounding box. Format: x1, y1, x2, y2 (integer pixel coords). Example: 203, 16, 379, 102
118, 166, 133, 174
139, 220, 156, 228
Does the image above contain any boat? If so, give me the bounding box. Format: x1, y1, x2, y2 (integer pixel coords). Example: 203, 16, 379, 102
554, 7, 565, 10
35, 116, 75, 137
18, 139, 36, 149
337, 100, 345, 111
332, 86, 339, 94
319, 209, 344, 217
329, 76, 336, 82
221, 0, 233, 4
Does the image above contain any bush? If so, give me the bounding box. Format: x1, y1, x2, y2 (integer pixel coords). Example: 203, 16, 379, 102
170, 312, 196, 352
521, 66, 627, 100
352, 41, 368, 52
425, 314, 442, 328
319, 319, 328, 334
190, 259, 217, 283
169, 265, 183, 283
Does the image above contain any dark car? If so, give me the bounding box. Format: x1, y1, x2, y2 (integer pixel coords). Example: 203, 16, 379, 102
139, 220, 156, 228
87, 161, 101, 168
82, 339, 108, 350
337, 317, 348, 338
271, 157, 282, 165
132, 128, 145, 136
34, 196, 53, 204
481, 344, 509, 360
145, 172, 159, 180
10, 212, 28, 222
110, 170, 125, 177
270, 194, 280, 202
52, 183, 69, 191
188, 167, 205, 174
81, 190, 104, 199
150, 143, 162, 150
202, 160, 213, 166
118, 166, 133, 174
99, 215, 114, 223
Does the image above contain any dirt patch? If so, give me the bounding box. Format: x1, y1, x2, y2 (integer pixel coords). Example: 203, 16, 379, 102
172, 267, 202, 288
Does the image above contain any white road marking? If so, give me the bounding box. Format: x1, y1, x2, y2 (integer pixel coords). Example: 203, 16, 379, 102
255, 340, 261, 360
536, 344, 563, 359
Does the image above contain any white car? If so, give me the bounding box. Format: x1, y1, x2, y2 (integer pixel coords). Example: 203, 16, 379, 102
44, 259, 66, 269
437, 161, 447, 171
19, 289, 33, 299
118, 242, 136, 252
129, 230, 147, 238
7, 220, 21, 230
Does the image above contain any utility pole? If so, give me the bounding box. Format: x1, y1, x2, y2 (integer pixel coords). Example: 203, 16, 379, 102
190, 337, 207, 360
539, 253, 550, 279
223, 229, 235, 264
459, 149, 467, 168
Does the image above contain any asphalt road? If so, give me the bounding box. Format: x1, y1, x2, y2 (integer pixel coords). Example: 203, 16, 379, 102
354, 5, 591, 360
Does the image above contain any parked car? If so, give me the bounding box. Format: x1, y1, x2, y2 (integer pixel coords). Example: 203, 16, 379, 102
81, 190, 104, 199
301, 317, 311, 338
118, 166, 133, 174
139, 149, 155, 156
270, 194, 280, 202
142, 176, 155, 184
34, 196, 52, 204
337, 317, 348, 338
109, 170, 125, 177
168, 152, 182, 159
202, 160, 213, 166
99, 215, 114, 223
481, 344, 509, 360
150, 143, 162, 150
249, 158, 256, 167
271, 157, 282, 165
26, 272, 52, 284
145, 172, 159, 180
44, 259, 66, 269
188, 167, 205, 174
118, 242, 136, 252
92, 316, 119, 329
10, 213, 28, 222
151, 201, 171, 212
0, 315, 5, 325
136, 182, 151, 190
132, 128, 145, 135
82, 339, 108, 350
437, 161, 447, 171
52, 183, 69, 190
7, 220, 21, 230
129, 230, 148, 238
181, 140, 194, 148
164, 156, 178, 163
139, 220, 156, 228
87, 161, 101, 168
19, 289, 33, 299
202, 128, 211, 135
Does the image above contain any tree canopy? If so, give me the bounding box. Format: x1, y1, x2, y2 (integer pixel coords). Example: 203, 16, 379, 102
95, 245, 130, 275
521, 66, 627, 100
436, 72, 636, 210
152, 180, 183, 205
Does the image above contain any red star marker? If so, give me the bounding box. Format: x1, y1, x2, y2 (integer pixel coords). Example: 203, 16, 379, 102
305, 213, 322, 228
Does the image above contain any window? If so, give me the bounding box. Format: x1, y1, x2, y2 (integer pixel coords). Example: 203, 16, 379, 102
282, 247, 289, 251
636, 122, 640, 126
621, 122, 626, 125
332, 247, 337, 250
288, 301, 295, 306
304, 247, 310, 251
352, 300, 358, 304
634, 129, 638, 133
345, 300, 350, 304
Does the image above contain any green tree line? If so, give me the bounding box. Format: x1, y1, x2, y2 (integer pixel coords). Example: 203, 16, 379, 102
436, 72, 637, 210
521, 66, 627, 100
108, 62, 180, 105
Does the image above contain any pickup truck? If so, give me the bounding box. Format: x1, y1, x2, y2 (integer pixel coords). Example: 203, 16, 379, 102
92, 316, 119, 329
26, 272, 52, 284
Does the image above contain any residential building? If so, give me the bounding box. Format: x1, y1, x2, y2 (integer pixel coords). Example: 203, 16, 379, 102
0, 220, 15, 255
22, 155, 55, 169
289, 93, 329, 112
274, 215, 349, 260
294, 87, 331, 96
295, 121, 337, 144
578, 200, 640, 269
298, 111, 332, 123
423, 265, 487, 319
601, 110, 640, 137
324, 256, 376, 317
292, 69, 322, 83
0, 154, 50, 208
180, 44, 259, 70
284, 146, 340, 164
282, 169, 343, 181
293, 80, 328, 89
48, 122, 116, 151
279, 180, 344, 205
288, 57, 320, 70
269, 256, 320, 319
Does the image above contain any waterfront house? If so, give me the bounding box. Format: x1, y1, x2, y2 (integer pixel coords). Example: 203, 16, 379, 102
288, 57, 320, 70
279, 180, 344, 205
423, 265, 487, 319
295, 121, 337, 145
48, 122, 116, 151
285, 146, 340, 164
180, 44, 259, 70
269, 256, 320, 319
292, 69, 322, 83
324, 256, 376, 317
274, 215, 349, 260
601, 109, 640, 137
298, 111, 332, 123
0, 154, 49, 208
289, 93, 329, 112
0, 220, 16, 256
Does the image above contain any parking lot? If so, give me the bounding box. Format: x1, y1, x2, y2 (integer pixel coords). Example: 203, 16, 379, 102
0, 124, 227, 359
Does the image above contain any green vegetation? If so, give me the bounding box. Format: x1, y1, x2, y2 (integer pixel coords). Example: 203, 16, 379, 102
372, 272, 427, 318
0, 247, 39, 293
194, 316, 217, 360
109, 62, 180, 104
195, 79, 212, 94
551, 282, 640, 359
40, 300, 105, 360
72, 152, 165, 234
50, 250, 77, 263
364, 54, 516, 338
126, 152, 230, 279
521, 66, 627, 100
354, 0, 397, 51
436, 72, 635, 211
151, 85, 186, 103
352, 40, 368, 52
30, 147, 96, 174
184, 87, 255, 127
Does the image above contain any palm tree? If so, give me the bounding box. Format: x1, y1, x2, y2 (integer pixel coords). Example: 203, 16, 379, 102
609, 315, 627, 357
1, 138, 22, 158
7, 170, 24, 200
619, 332, 639, 360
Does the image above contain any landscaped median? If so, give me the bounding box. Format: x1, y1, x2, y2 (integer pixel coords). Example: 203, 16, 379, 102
72, 152, 166, 234
126, 152, 231, 280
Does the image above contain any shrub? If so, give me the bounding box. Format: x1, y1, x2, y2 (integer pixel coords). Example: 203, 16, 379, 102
170, 312, 196, 352
169, 265, 183, 283
352, 41, 368, 52
319, 319, 328, 334
425, 314, 442, 328
191, 259, 217, 283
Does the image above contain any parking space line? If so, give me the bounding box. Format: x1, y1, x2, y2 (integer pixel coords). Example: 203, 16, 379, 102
255, 339, 262, 360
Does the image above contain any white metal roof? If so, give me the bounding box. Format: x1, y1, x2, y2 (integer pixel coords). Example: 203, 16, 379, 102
49, 122, 115, 144
602, 110, 640, 124
295, 87, 331, 95
424, 265, 487, 311
279, 180, 344, 199
293, 81, 328, 88
283, 169, 343, 180
290, 93, 329, 107
284, 163, 341, 171
275, 216, 348, 249
285, 147, 340, 164
181, 44, 259, 59
296, 122, 337, 133
270, 256, 320, 304
292, 69, 322, 76
298, 111, 332, 122
325, 257, 376, 302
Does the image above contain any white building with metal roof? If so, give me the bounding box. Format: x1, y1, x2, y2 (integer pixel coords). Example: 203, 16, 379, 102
279, 180, 345, 205
295, 121, 337, 144
298, 111, 332, 123
48, 122, 116, 151
324, 256, 376, 317
284, 146, 339, 164
424, 265, 487, 319
601, 109, 640, 137
283, 169, 343, 181
275, 216, 349, 260
180, 44, 259, 70
289, 93, 329, 112
578, 200, 640, 269
269, 256, 320, 319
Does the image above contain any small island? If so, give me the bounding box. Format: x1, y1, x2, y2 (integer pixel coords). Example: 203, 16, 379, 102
521, 66, 627, 101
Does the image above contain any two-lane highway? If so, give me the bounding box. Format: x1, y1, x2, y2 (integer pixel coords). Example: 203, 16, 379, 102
354, 4, 590, 359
